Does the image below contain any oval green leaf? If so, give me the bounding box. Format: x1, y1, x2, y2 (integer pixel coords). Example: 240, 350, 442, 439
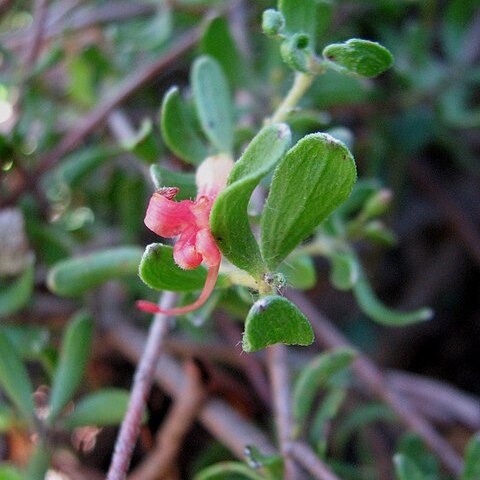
0, 330, 35, 419
279, 254, 316, 290
329, 251, 360, 291
150, 165, 197, 200
211, 123, 291, 277
462, 434, 480, 480
323, 39, 394, 78
261, 133, 357, 269
195, 461, 264, 480
292, 348, 356, 431
139, 243, 227, 292
47, 246, 142, 297
353, 275, 433, 326
160, 86, 208, 165
0, 464, 23, 480
62, 388, 132, 429
120, 118, 160, 164
200, 16, 250, 88
51, 145, 118, 188
242, 295, 314, 352
191, 56, 233, 154
394, 454, 427, 480
278, 0, 317, 39
25, 445, 50, 480
48, 312, 93, 422
0, 259, 34, 317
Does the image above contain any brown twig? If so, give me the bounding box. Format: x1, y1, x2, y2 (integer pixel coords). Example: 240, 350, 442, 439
107, 319, 276, 459
287, 441, 341, 480
387, 370, 480, 430
23, 0, 49, 72
287, 290, 464, 476
128, 361, 206, 480
106, 292, 177, 480
267, 344, 300, 480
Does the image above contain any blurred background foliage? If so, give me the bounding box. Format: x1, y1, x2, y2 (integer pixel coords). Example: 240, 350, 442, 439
0, 0, 479, 478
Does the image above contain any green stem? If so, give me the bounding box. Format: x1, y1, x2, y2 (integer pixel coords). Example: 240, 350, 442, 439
269, 72, 314, 124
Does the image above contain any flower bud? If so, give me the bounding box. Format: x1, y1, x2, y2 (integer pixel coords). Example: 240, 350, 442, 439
262, 9, 285, 37
280, 33, 313, 73
196, 154, 234, 198
362, 188, 393, 219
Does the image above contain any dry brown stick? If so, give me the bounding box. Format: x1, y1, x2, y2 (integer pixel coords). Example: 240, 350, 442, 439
287, 290, 463, 476
129, 361, 206, 480
387, 370, 480, 430
287, 442, 341, 480
108, 320, 276, 459
267, 345, 301, 480
23, 0, 49, 72
12, 0, 49, 122
106, 292, 177, 480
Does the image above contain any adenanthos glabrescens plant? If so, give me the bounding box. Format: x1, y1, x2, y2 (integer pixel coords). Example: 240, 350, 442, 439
4, 0, 478, 478
135, 0, 430, 355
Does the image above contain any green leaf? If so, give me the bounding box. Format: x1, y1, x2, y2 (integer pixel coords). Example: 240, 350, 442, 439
394, 454, 427, 480
200, 16, 250, 88
442, 0, 477, 61
279, 254, 316, 290
0, 464, 23, 480
139, 243, 219, 292
0, 404, 16, 432
211, 123, 291, 277
194, 461, 264, 480
48, 312, 93, 422
337, 402, 396, 450
278, 0, 317, 39
329, 251, 360, 291
310, 387, 346, 455
280, 33, 314, 73
150, 165, 197, 200
160, 86, 208, 165
47, 246, 142, 297
25, 445, 50, 480
244, 446, 283, 479
353, 274, 433, 326
323, 39, 394, 77
114, 174, 146, 244
0, 259, 34, 317
67, 54, 95, 108
24, 219, 71, 265
51, 145, 117, 188
396, 433, 439, 479
120, 118, 160, 163
462, 434, 480, 480
0, 330, 35, 419
242, 295, 314, 352
191, 56, 233, 154
1, 325, 49, 360
292, 348, 355, 431
62, 389, 132, 429
261, 133, 356, 269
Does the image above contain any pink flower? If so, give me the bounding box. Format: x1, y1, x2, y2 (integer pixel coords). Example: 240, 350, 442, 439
137, 155, 233, 316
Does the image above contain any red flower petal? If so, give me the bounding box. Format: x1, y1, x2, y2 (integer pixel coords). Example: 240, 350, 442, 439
196, 228, 221, 267
174, 228, 203, 269
144, 191, 195, 238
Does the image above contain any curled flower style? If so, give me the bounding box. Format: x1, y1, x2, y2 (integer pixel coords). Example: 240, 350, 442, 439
137, 155, 233, 316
